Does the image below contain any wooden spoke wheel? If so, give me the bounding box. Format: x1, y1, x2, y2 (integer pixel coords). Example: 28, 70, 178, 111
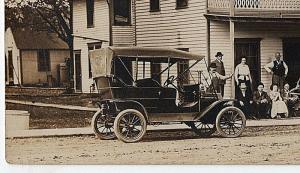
190, 121, 216, 138
114, 109, 147, 143
92, 110, 116, 140
216, 107, 246, 138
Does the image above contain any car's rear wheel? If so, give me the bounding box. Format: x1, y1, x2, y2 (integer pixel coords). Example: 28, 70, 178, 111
190, 122, 216, 138
92, 110, 116, 140
114, 109, 147, 143
216, 107, 246, 138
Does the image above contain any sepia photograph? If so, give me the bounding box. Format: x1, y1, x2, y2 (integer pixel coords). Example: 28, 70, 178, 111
3, 0, 300, 167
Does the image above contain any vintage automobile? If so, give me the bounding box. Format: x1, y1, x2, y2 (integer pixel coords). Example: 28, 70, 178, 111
90, 47, 246, 143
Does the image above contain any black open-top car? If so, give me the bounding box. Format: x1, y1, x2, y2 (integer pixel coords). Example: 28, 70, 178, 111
90, 47, 246, 143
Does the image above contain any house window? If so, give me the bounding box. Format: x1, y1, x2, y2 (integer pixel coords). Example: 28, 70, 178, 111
86, 0, 94, 28
150, 0, 160, 12
38, 50, 50, 72
176, 0, 188, 9
88, 42, 102, 78
113, 0, 131, 26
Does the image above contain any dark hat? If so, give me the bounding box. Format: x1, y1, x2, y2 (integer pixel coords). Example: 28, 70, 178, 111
210, 63, 217, 68
215, 52, 224, 57
257, 82, 264, 87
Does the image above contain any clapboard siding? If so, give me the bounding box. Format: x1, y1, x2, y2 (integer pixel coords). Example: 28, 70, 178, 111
135, 0, 207, 86
210, 21, 233, 98
136, 0, 207, 55
112, 26, 135, 46
73, 0, 109, 44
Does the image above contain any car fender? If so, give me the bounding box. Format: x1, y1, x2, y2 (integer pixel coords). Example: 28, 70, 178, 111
97, 99, 149, 122
194, 99, 240, 121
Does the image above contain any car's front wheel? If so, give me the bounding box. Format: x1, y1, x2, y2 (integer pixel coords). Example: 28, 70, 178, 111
216, 107, 246, 138
114, 109, 147, 143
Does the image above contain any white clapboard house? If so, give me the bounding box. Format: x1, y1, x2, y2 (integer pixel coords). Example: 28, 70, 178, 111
73, 0, 300, 97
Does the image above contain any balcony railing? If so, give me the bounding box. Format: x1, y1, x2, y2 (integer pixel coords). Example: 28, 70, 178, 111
207, 0, 300, 17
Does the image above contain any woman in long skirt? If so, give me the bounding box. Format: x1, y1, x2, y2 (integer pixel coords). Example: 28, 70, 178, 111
270, 84, 288, 118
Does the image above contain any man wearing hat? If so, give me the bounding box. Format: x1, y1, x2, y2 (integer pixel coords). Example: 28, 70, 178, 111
207, 63, 233, 94
264, 52, 288, 92
211, 52, 226, 96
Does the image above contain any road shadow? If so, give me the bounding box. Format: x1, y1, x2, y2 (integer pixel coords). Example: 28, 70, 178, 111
140, 129, 220, 143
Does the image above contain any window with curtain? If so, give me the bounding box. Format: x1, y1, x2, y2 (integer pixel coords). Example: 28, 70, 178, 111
113, 0, 131, 26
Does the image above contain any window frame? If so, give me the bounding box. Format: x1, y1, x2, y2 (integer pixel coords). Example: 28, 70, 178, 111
86, 0, 95, 28
176, 0, 188, 9
113, 0, 132, 26
37, 49, 51, 72
150, 0, 160, 12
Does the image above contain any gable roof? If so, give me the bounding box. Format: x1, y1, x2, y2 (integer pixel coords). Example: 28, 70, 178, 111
11, 28, 69, 50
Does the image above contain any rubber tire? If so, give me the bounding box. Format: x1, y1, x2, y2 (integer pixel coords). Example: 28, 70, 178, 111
92, 110, 116, 140
216, 106, 246, 138
114, 109, 147, 143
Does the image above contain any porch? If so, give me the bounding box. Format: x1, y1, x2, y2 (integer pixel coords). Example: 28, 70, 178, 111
205, 0, 300, 98
206, 20, 300, 98
207, 0, 300, 18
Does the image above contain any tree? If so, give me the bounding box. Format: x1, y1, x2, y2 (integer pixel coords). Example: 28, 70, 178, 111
6, 0, 72, 49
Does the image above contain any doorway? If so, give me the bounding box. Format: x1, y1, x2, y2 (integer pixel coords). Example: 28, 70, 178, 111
235, 39, 261, 94
8, 50, 14, 85
283, 38, 300, 88
74, 51, 82, 92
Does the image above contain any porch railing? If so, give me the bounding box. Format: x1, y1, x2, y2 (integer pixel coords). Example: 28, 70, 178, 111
208, 0, 300, 15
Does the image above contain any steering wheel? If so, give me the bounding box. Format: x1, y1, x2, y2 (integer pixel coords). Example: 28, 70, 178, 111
163, 75, 175, 87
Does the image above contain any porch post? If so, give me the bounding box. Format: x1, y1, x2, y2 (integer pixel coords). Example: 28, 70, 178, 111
230, 0, 235, 98
230, 21, 235, 98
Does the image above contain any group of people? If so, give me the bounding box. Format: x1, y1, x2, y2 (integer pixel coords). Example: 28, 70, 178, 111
205, 51, 298, 119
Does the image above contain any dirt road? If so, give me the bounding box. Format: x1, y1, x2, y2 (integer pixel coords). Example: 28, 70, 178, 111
5, 126, 300, 164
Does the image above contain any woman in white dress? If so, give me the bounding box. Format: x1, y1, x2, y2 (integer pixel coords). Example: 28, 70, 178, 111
269, 84, 288, 118
234, 57, 252, 92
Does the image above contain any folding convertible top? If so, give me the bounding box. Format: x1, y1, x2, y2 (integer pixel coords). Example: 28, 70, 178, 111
89, 46, 205, 78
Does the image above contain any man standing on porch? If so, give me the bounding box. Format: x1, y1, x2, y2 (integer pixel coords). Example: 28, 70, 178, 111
211, 52, 226, 96
264, 52, 288, 92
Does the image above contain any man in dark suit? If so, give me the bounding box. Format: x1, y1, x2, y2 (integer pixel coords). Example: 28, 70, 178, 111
211, 52, 226, 96
253, 82, 271, 119
236, 82, 253, 119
